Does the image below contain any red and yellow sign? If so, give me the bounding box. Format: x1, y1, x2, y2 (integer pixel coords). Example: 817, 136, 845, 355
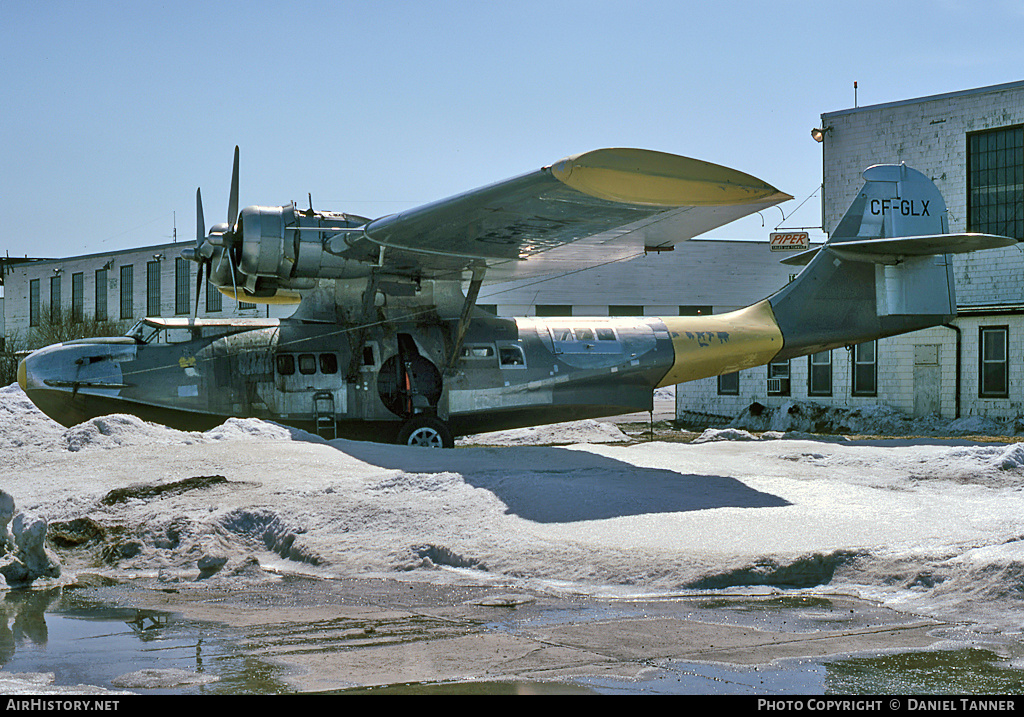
769, 232, 810, 252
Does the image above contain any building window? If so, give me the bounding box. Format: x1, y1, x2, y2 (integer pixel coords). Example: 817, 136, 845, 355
718, 371, 739, 396
968, 125, 1024, 240
71, 272, 84, 323
146, 261, 161, 317
95, 268, 108, 322
49, 274, 62, 323
679, 305, 712, 316
979, 326, 1009, 398
609, 305, 644, 316
767, 359, 790, 396
175, 258, 191, 315
535, 305, 572, 317
120, 265, 134, 320
29, 278, 40, 327
206, 282, 222, 313
852, 341, 877, 396
476, 304, 497, 315
238, 300, 256, 310
808, 350, 832, 396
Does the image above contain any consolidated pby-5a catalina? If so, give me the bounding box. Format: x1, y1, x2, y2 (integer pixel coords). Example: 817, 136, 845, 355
18, 147, 1017, 446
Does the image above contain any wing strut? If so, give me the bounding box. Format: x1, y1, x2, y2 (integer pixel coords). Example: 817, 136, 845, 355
445, 264, 486, 373
345, 271, 382, 382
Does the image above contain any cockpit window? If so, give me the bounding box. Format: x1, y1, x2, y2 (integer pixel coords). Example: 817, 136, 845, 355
124, 320, 193, 344
597, 328, 616, 341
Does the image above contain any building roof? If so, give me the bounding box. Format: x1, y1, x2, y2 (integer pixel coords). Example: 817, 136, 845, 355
823, 79, 1024, 120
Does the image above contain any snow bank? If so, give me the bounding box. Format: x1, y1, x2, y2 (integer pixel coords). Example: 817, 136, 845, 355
456, 419, 628, 446
5, 383, 1024, 637
730, 399, 1024, 437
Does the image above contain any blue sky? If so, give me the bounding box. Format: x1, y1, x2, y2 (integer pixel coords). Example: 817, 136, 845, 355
3, 0, 1023, 260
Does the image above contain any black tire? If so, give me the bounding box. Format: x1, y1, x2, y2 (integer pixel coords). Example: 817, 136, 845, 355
396, 415, 454, 448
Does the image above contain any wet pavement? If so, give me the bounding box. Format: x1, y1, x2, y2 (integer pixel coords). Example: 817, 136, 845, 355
5, 573, 1019, 694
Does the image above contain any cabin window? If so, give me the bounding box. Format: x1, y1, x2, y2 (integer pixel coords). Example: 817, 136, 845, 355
979, 326, 1009, 398
498, 345, 526, 368
596, 328, 616, 341
276, 354, 295, 376
808, 350, 832, 396
552, 327, 574, 342
461, 345, 495, 359
575, 328, 595, 341
298, 353, 317, 375
851, 341, 877, 397
319, 353, 338, 374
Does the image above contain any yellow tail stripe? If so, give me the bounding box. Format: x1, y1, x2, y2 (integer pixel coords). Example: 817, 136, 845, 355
657, 300, 784, 387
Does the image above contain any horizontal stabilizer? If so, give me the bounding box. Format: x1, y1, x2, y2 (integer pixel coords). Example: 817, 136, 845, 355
780, 233, 1015, 266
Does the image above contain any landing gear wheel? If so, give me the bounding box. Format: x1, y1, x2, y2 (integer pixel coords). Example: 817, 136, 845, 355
397, 415, 454, 448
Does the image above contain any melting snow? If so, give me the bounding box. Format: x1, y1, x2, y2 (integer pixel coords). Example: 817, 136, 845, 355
3, 384, 1024, 638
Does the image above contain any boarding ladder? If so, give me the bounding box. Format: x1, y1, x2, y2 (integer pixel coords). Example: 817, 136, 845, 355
313, 390, 337, 440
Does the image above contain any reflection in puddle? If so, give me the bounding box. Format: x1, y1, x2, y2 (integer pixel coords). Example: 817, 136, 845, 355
0, 588, 291, 694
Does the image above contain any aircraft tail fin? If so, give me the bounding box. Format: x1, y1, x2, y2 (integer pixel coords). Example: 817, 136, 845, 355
767, 163, 1016, 360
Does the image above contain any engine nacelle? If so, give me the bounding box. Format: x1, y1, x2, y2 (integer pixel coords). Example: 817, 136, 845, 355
240, 205, 293, 279
239, 205, 369, 282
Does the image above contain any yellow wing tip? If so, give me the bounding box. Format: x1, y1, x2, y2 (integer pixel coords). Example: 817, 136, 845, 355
550, 148, 787, 208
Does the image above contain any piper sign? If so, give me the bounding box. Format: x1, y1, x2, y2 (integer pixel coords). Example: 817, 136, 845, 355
769, 231, 810, 252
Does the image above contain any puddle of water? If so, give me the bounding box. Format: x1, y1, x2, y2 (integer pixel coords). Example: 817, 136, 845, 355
5, 587, 1024, 695
1, 588, 291, 694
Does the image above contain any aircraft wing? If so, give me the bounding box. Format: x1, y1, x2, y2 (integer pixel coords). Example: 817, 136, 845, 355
336, 148, 791, 283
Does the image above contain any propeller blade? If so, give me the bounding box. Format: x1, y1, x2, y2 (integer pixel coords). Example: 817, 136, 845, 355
196, 188, 205, 245
194, 260, 204, 317
228, 146, 239, 228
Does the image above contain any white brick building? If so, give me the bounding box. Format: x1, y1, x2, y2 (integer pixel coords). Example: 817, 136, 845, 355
678, 80, 1024, 424
2, 243, 289, 350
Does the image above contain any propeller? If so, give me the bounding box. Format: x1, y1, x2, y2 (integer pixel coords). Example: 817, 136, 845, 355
193, 188, 207, 316
183, 146, 243, 315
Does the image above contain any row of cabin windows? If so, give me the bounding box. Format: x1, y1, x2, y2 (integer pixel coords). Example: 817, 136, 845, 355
477, 305, 713, 317
275, 345, 529, 376
717, 329, 1013, 399
277, 352, 340, 377
26, 260, 254, 326
460, 343, 527, 367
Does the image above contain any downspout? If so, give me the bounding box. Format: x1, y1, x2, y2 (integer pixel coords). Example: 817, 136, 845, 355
943, 322, 961, 419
